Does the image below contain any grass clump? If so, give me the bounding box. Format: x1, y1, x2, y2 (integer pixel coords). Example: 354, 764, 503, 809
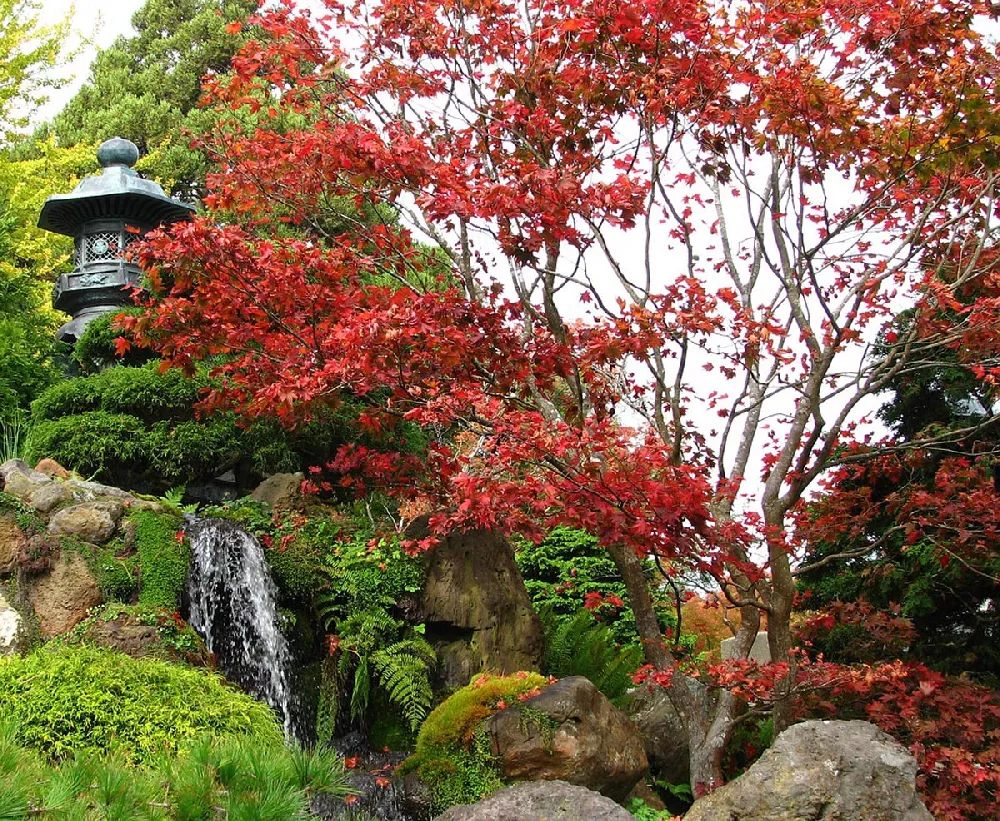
0, 645, 283, 764
0, 725, 349, 819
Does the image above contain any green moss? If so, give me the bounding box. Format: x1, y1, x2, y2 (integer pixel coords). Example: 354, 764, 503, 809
414, 672, 548, 753
0, 645, 283, 764
93, 542, 139, 603
133, 510, 189, 610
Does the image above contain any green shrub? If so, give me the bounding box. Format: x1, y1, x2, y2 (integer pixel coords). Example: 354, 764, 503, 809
402, 672, 549, 814
516, 527, 642, 644
30, 363, 203, 424
317, 533, 432, 732
93, 542, 139, 602
72, 308, 154, 373
133, 510, 190, 610
0, 645, 283, 763
0, 724, 349, 818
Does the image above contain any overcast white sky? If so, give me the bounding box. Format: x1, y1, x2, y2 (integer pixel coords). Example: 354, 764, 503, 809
35, 0, 146, 122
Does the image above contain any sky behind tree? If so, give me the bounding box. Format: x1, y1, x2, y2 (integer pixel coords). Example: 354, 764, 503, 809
36, 0, 145, 122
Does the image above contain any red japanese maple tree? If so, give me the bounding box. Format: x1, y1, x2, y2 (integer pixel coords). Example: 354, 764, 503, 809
127, 0, 1000, 795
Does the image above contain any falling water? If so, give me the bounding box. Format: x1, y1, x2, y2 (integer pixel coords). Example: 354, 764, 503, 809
186, 518, 294, 738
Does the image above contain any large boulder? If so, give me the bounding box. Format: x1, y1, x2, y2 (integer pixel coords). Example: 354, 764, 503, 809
250, 472, 304, 508
684, 719, 933, 821
407, 517, 543, 690
47, 501, 124, 545
27, 550, 103, 637
486, 676, 648, 802
434, 780, 634, 821
622, 683, 690, 786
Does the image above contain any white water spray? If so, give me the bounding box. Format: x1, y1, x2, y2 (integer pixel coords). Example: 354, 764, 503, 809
186, 518, 294, 738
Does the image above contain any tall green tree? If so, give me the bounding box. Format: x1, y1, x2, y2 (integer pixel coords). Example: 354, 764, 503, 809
51, 0, 256, 199
0, 3, 79, 425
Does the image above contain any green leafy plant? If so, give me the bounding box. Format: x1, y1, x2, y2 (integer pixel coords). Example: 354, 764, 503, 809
0, 413, 26, 462
0, 645, 284, 764
541, 608, 643, 703
627, 796, 677, 820
331, 605, 436, 732
315, 532, 432, 732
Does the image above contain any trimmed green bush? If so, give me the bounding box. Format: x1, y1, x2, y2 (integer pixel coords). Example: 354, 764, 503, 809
0, 645, 283, 763
72, 308, 155, 373
133, 510, 190, 610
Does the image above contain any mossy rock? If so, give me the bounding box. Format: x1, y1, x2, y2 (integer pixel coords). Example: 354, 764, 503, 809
401, 672, 549, 814
60, 603, 212, 667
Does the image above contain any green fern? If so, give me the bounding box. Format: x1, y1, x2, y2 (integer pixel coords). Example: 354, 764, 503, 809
542, 608, 643, 702
327, 604, 437, 732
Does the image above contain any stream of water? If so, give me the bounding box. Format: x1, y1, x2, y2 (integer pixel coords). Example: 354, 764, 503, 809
185, 518, 295, 739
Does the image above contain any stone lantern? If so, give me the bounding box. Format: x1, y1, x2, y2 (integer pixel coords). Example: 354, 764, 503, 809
37, 137, 195, 343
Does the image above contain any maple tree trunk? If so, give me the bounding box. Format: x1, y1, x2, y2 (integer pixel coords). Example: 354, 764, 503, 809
605, 540, 735, 791
765, 511, 797, 733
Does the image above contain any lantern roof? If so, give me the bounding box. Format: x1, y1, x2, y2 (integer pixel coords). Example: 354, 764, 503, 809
37, 137, 195, 236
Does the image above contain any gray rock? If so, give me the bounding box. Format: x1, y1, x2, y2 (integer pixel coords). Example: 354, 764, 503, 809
250, 472, 304, 508
622, 683, 690, 786
433, 780, 634, 821
721, 631, 771, 663
684, 719, 933, 821
29, 482, 74, 513
486, 676, 648, 802
48, 501, 123, 545
0, 459, 72, 513
0, 459, 48, 486
407, 516, 543, 690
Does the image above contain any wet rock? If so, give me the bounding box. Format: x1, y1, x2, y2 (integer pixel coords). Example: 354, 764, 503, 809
684, 719, 933, 821
28, 551, 103, 637
486, 676, 648, 802
48, 501, 123, 545
621, 683, 690, 786
250, 472, 304, 508
433, 780, 634, 821
407, 517, 543, 690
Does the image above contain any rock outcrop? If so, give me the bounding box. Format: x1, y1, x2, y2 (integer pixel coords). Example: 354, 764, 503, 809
433, 780, 635, 821
0, 515, 26, 574
684, 719, 933, 821
406, 517, 544, 690
486, 676, 648, 802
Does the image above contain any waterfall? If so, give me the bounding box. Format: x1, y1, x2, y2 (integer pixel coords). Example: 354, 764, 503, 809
186, 518, 294, 738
